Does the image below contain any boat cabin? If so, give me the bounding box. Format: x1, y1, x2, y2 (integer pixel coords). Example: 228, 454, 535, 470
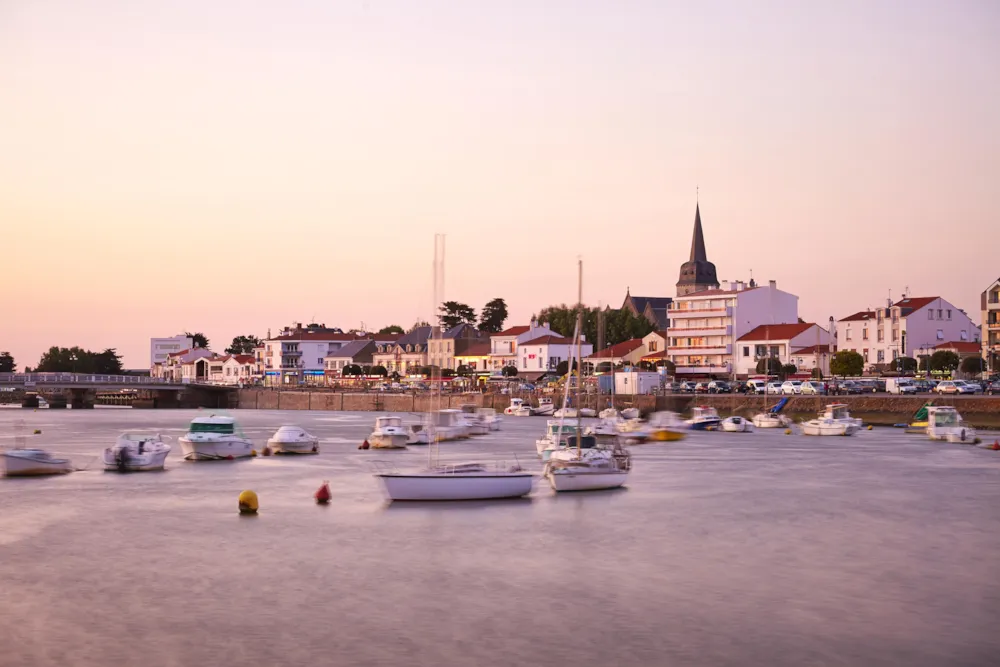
189, 417, 236, 435
928, 406, 960, 427
376, 416, 403, 429
691, 406, 720, 420
434, 409, 462, 427
822, 404, 850, 420
547, 422, 579, 436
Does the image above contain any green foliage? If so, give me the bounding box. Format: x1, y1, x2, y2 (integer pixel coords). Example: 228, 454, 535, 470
369, 365, 388, 377
390, 371, 401, 381
441, 369, 456, 378
0, 351, 14, 373
555, 359, 580, 376
225, 335, 261, 355
456, 364, 474, 377
918, 356, 930, 372
438, 301, 477, 329
896, 356, 917, 372
534, 306, 654, 347
501, 365, 518, 377
781, 364, 798, 378
378, 325, 405, 335
34, 346, 123, 374
184, 332, 210, 349
408, 320, 430, 333
960, 356, 985, 375
595, 361, 613, 373
478, 298, 509, 333
755, 357, 783, 376
342, 364, 363, 376
831, 350, 864, 377
811, 367, 823, 379
929, 350, 960, 372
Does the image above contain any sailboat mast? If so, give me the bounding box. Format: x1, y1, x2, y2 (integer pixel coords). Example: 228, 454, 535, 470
576, 259, 583, 457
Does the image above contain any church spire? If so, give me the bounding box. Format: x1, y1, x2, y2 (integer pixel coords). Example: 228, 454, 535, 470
689, 203, 707, 262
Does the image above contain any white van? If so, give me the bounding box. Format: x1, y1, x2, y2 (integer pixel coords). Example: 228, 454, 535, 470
886, 378, 916, 394
745, 380, 767, 394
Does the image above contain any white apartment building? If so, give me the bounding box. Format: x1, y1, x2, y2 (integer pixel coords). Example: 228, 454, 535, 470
516, 335, 594, 377
734, 323, 832, 377
667, 280, 798, 378
983, 279, 1000, 372
837, 295, 980, 370
488, 319, 558, 371
261, 330, 367, 386
153, 347, 214, 382
149, 334, 193, 368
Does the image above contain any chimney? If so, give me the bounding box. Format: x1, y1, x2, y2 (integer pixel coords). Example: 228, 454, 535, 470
768, 280, 776, 289
530, 316, 538, 329
735, 280, 745, 291
721, 280, 731, 291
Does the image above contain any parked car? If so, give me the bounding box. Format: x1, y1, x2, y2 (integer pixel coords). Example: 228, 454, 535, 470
836, 380, 863, 394
744, 379, 767, 394
678, 381, 697, 393
800, 381, 826, 395
707, 380, 732, 394
987, 381, 1000, 395
886, 378, 917, 394
935, 381, 960, 394
856, 379, 879, 393
766, 382, 783, 395
953, 380, 981, 394
781, 380, 803, 395
911, 379, 932, 393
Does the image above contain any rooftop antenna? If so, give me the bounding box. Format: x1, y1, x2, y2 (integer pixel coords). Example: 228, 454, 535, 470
696, 185, 699, 204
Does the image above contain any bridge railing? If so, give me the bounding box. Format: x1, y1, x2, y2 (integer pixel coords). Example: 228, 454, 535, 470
0, 373, 171, 385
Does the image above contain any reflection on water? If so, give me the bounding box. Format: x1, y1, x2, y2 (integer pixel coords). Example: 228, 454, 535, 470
1, 408, 999, 667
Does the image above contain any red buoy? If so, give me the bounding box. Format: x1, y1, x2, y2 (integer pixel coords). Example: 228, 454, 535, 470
262, 446, 272, 456
359, 439, 370, 450
315, 481, 331, 504
226, 455, 234, 460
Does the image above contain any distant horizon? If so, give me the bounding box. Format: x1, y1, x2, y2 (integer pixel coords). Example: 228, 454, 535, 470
2, 0, 997, 368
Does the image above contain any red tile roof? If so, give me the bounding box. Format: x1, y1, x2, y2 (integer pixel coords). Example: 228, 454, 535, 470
934, 341, 981, 354
586, 339, 644, 359
524, 335, 575, 345
493, 325, 530, 337
838, 311, 875, 322
640, 351, 668, 360
737, 323, 814, 342
791, 344, 831, 355
271, 332, 367, 342
894, 296, 939, 315
456, 342, 491, 357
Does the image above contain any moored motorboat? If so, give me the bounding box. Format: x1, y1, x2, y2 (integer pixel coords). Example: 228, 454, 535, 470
504, 398, 529, 416
178, 415, 254, 461
753, 396, 791, 428
267, 425, 320, 454
800, 404, 860, 436
599, 407, 621, 420
369, 416, 409, 449
3, 449, 73, 477
433, 409, 470, 440
925, 406, 977, 443
644, 411, 685, 441
721, 415, 754, 432
553, 407, 578, 419
476, 407, 501, 431
586, 417, 622, 443
535, 420, 581, 457
685, 406, 722, 431
621, 407, 640, 420
579, 408, 596, 418
534, 397, 555, 416
458, 404, 489, 436
103, 433, 171, 471
407, 423, 430, 445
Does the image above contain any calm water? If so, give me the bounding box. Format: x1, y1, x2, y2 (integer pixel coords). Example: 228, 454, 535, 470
2, 407, 999, 667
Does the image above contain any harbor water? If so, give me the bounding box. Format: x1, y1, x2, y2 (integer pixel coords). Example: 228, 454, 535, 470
2, 408, 999, 667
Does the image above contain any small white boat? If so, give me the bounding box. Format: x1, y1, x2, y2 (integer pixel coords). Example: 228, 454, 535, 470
458, 405, 489, 436
433, 409, 470, 441
553, 407, 578, 419
579, 408, 596, 418
476, 407, 501, 431
267, 425, 320, 454
621, 407, 640, 420
801, 404, 860, 436
535, 420, 582, 457
369, 416, 409, 449
685, 406, 722, 431
926, 406, 977, 444
178, 415, 254, 461
3, 448, 73, 477
534, 397, 555, 416
586, 417, 622, 443
504, 398, 529, 416
544, 442, 631, 492
407, 423, 430, 445
752, 413, 791, 429
721, 416, 754, 432
642, 411, 685, 441
103, 433, 171, 471
540, 432, 598, 462
376, 462, 534, 501
598, 407, 620, 420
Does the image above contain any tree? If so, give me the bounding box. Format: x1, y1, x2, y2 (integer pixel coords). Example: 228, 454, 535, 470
441, 369, 456, 378
831, 350, 864, 377
438, 301, 476, 329
929, 350, 960, 372
918, 356, 930, 372
456, 364, 473, 377
895, 356, 917, 373
225, 335, 261, 355
478, 298, 509, 333
93, 348, 124, 374
755, 358, 783, 376
184, 332, 210, 349
811, 367, 823, 379
378, 325, 404, 335
501, 365, 518, 377
33, 346, 123, 374
0, 351, 14, 373
781, 364, 798, 379
556, 359, 580, 375
408, 320, 430, 333
960, 356, 986, 375
342, 364, 363, 376
534, 305, 654, 348
369, 365, 388, 377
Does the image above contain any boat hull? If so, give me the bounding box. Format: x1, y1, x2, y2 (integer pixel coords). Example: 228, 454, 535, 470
721, 418, 753, 433
268, 438, 319, 454
3, 452, 73, 477
546, 470, 628, 492
179, 436, 254, 460
533, 406, 554, 416
753, 414, 789, 429
686, 419, 721, 431
102, 449, 169, 472
648, 429, 684, 442
376, 473, 534, 501
369, 433, 409, 449
801, 423, 859, 436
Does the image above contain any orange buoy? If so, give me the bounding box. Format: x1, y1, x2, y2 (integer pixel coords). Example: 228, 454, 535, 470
262, 446, 272, 456
315, 481, 331, 504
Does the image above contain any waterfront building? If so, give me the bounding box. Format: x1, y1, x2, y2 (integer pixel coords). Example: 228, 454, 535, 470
584, 338, 646, 370
516, 334, 594, 380
427, 324, 485, 371
323, 340, 377, 379
149, 334, 193, 368
666, 280, 798, 379
262, 326, 367, 386
734, 323, 832, 377
837, 295, 980, 371
982, 279, 1000, 372
454, 341, 491, 375
621, 291, 671, 329
371, 326, 432, 375
153, 347, 214, 382
488, 319, 559, 372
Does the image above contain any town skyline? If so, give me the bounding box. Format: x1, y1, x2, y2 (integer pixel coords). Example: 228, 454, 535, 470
2, 0, 997, 368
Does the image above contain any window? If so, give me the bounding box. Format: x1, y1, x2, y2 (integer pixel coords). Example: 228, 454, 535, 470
947, 309, 952, 320
936, 329, 944, 340
877, 350, 884, 362
743, 346, 750, 357
891, 329, 898, 342
538, 356, 542, 369
892, 350, 898, 360
863, 349, 869, 362
862, 329, 869, 340
960, 330, 968, 341
317, 357, 322, 364
846, 330, 852, 341
928, 310, 933, 320
770, 345, 779, 358
937, 309, 942, 319
877, 330, 884, 342
649, 341, 657, 352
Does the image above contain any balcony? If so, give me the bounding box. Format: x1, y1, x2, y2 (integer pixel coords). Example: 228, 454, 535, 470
670, 307, 733, 319
668, 345, 731, 356
674, 364, 732, 375
281, 349, 302, 356
668, 325, 732, 337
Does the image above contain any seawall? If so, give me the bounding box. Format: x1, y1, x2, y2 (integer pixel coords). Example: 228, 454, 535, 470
235, 390, 1000, 428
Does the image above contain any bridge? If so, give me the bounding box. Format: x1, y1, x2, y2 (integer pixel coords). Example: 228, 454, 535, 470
0, 373, 233, 409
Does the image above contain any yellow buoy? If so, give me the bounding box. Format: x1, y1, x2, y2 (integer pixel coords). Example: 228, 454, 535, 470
784, 428, 792, 435
250, 449, 258, 457
867, 425, 873, 431
238, 490, 258, 515
33, 429, 41, 434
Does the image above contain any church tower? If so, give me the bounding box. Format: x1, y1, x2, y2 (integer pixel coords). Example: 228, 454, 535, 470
675, 202, 720, 296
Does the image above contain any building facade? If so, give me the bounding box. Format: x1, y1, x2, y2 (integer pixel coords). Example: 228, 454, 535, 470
516, 335, 594, 378
488, 320, 558, 371
983, 279, 1000, 372
371, 326, 432, 375
584, 338, 646, 370
734, 323, 832, 377
323, 340, 376, 379
149, 335, 193, 369
261, 328, 368, 385
621, 291, 672, 329
667, 280, 798, 378
426, 324, 485, 370
837, 296, 980, 371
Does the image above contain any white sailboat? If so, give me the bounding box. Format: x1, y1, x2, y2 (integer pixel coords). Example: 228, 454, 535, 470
2, 419, 74, 477
103, 433, 172, 471
544, 259, 631, 492
374, 234, 533, 501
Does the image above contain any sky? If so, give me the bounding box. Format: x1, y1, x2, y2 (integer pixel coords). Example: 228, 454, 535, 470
1, 0, 997, 369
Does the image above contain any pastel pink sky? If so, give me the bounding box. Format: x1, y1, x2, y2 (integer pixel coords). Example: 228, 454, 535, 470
2, 0, 997, 369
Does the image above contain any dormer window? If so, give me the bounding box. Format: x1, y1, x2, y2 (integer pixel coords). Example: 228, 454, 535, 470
407, 345, 412, 352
